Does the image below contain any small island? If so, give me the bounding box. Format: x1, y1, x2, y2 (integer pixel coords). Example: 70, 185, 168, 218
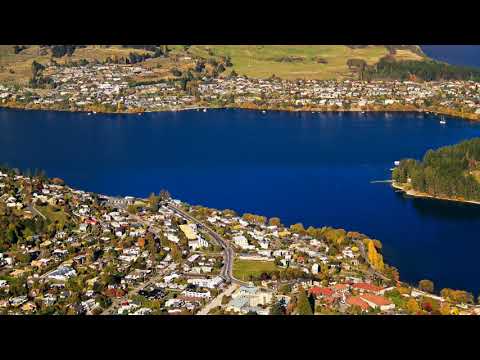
392, 138, 480, 205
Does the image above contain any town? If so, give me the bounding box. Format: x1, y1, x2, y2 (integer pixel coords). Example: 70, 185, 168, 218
1, 60, 480, 119
1, 167, 479, 315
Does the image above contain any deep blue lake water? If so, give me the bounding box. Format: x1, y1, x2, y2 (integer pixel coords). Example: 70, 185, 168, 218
421, 45, 480, 68
2, 108, 480, 294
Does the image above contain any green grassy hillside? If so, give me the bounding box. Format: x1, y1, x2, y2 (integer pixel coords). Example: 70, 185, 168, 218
175, 45, 425, 80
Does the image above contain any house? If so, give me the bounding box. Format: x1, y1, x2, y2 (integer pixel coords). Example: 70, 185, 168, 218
46, 266, 77, 282
360, 294, 395, 311
167, 233, 180, 244
179, 224, 198, 240
9, 295, 28, 307
352, 282, 384, 295
233, 286, 273, 307
309, 287, 334, 298
226, 296, 251, 314
188, 236, 209, 251
187, 276, 223, 289
181, 288, 211, 299
232, 235, 250, 250
332, 283, 350, 294
346, 296, 370, 311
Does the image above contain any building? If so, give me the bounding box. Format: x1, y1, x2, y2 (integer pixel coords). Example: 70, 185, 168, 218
232, 235, 250, 249
46, 266, 77, 282
188, 236, 209, 251
179, 224, 198, 240
187, 276, 224, 289
360, 294, 395, 311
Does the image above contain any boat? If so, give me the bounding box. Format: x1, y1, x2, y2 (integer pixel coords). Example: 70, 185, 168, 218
92, 111, 97, 114
203, 108, 207, 112
87, 112, 92, 116
394, 161, 400, 166
440, 116, 446, 125
262, 110, 266, 114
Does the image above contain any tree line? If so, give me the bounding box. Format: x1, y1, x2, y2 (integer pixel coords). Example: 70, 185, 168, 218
356, 56, 480, 81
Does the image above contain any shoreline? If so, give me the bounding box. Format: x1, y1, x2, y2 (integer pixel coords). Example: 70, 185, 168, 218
392, 181, 480, 206
1, 102, 480, 122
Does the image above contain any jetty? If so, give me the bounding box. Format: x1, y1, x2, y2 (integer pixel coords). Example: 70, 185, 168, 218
370, 180, 393, 184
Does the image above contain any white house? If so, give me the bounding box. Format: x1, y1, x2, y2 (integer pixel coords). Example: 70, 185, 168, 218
232, 235, 250, 250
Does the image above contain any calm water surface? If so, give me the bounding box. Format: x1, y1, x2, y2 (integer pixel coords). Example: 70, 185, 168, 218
1, 108, 480, 294
421, 45, 480, 68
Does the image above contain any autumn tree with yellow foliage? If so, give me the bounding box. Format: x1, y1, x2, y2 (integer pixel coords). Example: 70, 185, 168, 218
367, 239, 384, 271
406, 298, 421, 314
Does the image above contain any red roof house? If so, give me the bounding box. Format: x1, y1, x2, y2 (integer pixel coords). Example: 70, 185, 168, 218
360, 294, 395, 311
352, 282, 384, 294
309, 287, 334, 297
346, 296, 370, 311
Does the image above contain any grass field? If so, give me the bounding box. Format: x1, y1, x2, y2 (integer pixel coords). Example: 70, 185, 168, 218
36, 205, 68, 228
232, 258, 279, 281
183, 45, 424, 80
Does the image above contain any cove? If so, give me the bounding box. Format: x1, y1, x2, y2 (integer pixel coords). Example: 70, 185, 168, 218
2, 107, 480, 294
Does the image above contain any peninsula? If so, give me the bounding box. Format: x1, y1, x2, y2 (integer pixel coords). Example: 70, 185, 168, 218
392, 138, 480, 205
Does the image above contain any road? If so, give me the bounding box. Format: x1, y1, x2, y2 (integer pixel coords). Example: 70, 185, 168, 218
99, 197, 249, 314
197, 283, 239, 315
165, 203, 249, 286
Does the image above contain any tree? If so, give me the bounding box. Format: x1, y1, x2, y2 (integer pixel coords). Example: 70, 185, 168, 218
127, 205, 137, 214
278, 283, 292, 295
296, 288, 313, 315
290, 223, 305, 234
221, 295, 232, 305
439, 302, 451, 315
418, 279, 434, 293
171, 245, 182, 262
406, 298, 421, 314
268, 217, 281, 227
367, 239, 384, 271
270, 300, 285, 315
159, 189, 171, 201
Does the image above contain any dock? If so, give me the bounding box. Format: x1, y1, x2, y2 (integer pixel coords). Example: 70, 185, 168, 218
370, 180, 393, 184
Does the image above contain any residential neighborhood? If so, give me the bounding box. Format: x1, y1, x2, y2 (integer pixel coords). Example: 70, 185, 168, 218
1, 167, 479, 315
1, 59, 480, 118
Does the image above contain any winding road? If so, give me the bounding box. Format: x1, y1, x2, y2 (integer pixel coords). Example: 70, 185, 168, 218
165, 203, 249, 286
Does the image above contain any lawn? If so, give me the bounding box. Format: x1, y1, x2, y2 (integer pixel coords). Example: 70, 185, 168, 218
36, 205, 68, 228
232, 258, 279, 281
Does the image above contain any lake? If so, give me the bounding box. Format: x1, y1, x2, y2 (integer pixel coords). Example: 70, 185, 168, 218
421, 45, 480, 68
2, 107, 480, 294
